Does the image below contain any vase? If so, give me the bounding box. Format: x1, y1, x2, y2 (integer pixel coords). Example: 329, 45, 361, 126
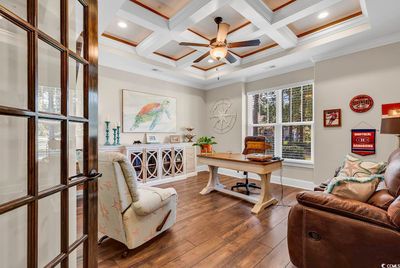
201, 144, 213, 154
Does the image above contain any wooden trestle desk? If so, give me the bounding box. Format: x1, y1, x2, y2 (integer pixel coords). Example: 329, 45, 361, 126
198, 152, 283, 214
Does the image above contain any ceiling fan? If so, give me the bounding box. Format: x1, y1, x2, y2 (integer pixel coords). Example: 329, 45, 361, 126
179, 17, 261, 64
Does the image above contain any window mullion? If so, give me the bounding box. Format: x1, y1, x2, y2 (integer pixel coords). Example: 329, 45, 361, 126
300, 86, 303, 122
276, 89, 282, 157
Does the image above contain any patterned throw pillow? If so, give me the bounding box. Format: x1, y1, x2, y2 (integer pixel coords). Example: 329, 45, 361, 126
337, 154, 386, 178
325, 175, 384, 202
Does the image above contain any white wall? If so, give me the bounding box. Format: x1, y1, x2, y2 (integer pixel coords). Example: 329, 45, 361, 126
205, 82, 246, 153
204, 42, 400, 185
314, 42, 400, 183
98, 66, 207, 145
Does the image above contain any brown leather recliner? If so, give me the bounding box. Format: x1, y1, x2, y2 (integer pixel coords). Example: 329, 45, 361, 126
288, 149, 400, 268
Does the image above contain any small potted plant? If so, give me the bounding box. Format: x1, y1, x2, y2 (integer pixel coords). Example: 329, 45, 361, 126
193, 136, 217, 154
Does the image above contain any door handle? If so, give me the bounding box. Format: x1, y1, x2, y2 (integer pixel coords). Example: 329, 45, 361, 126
87, 169, 102, 181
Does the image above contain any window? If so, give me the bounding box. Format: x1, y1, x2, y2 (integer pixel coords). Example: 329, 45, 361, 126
248, 82, 314, 164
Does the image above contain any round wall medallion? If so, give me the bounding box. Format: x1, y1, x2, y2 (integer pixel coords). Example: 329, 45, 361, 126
210, 99, 237, 134
349, 94, 374, 113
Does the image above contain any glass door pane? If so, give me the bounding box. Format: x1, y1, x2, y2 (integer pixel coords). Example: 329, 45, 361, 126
69, 122, 84, 177
0, 206, 27, 268
0, 116, 27, 205
69, 185, 84, 245
69, 58, 84, 117
0, 17, 28, 109
38, 40, 61, 114
38, 193, 61, 267
69, 243, 84, 268
0, 0, 27, 19
68, 0, 85, 56
38, 119, 61, 191
38, 0, 61, 41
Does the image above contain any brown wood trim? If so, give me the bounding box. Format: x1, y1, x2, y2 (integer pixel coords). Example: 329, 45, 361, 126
130, 0, 169, 20
44, 253, 66, 268
272, 0, 296, 12
68, 116, 90, 123
38, 184, 68, 199
228, 21, 252, 34
187, 29, 211, 41
69, 51, 90, 66
86, 0, 99, 267
38, 30, 67, 52
37, 112, 68, 121
27, 1, 39, 267
0, 195, 35, 215
192, 62, 225, 71
68, 235, 88, 253
102, 33, 138, 47
232, 43, 278, 58
154, 50, 196, 61
297, 11, 363, 38
0, 106, 36, 117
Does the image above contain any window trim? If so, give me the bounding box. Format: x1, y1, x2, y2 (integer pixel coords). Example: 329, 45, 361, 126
247, 80, 315, 165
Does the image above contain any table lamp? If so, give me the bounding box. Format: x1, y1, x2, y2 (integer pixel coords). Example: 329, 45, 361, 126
381, 103, 400, 147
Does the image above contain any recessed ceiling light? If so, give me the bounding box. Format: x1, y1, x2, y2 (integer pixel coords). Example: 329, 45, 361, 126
318, 11, 329, 19
208, 59, 214, 63
118, 21, 128, 28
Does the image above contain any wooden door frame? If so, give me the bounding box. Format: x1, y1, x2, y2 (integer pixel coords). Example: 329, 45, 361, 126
0, 0, 99, 267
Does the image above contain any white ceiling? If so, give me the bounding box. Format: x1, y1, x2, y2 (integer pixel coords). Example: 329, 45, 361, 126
98, 0, 400, 90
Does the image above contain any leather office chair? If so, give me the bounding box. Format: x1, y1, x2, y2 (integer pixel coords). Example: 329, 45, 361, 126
287, 148, 400, 268
231, 136, 272, 195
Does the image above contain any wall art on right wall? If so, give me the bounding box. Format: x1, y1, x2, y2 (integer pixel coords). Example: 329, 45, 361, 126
324, 109, 342, 127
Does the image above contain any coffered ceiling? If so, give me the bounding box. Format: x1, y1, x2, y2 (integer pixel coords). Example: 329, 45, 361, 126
98, 0, 400, 89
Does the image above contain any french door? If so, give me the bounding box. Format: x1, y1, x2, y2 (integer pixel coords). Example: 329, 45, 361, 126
0, 0, 99, 267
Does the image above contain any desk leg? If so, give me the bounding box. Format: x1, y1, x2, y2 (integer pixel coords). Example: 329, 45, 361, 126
200, 166, 221, 195
251, 173, 278, 214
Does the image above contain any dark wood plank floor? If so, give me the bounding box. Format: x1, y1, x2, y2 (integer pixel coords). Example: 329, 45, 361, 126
98, 172, 303, 268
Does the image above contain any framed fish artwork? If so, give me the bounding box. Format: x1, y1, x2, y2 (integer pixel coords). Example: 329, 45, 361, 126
122, 90, 177, 133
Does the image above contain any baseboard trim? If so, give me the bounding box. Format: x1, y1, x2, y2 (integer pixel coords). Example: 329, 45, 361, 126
196, 165, 315, 190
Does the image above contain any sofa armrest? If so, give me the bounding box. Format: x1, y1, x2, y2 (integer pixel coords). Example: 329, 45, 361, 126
296, 191, 397, 230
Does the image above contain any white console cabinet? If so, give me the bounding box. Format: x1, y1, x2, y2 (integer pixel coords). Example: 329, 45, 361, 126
99, 143, 197, 185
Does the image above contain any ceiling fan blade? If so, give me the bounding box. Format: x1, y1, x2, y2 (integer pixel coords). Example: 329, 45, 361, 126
179, 42, 209, 47
225, 52, 237, 64
228, 39, 261, 48
216, 23, 230, 43
193, 52, 210, 63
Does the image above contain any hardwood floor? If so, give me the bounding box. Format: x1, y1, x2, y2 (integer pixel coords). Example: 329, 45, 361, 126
98, 172, 303, 268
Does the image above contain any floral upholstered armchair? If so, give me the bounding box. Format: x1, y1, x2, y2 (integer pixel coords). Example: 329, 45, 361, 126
98, 152, 177, 253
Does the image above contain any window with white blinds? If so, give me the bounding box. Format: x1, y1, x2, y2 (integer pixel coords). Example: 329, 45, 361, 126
248, 82, 314, 163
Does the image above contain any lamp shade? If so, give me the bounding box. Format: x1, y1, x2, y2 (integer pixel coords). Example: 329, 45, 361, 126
381, 103, 400, 134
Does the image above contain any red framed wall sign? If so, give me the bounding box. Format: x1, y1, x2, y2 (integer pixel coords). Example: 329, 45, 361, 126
324, 109, 342, 127
349, 95, 374, 113
351, 129, 376, 156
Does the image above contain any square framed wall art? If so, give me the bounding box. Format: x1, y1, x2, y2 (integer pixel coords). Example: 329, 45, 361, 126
324, 109, 342, 127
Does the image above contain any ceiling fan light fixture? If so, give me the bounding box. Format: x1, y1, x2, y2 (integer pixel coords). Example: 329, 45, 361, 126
210, 46, 227, 60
